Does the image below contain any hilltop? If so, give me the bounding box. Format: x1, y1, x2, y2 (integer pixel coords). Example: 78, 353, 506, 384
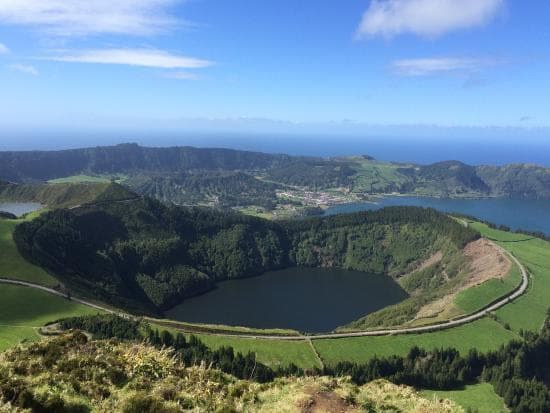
0, 180, 136, 209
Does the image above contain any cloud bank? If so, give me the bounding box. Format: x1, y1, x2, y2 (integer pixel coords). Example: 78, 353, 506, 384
0, 0, 183, 36
0, 42, 9, 54
50, 48, 212, 69
357, 0, 504, 38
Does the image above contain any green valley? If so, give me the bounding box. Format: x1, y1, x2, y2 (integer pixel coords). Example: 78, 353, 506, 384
1, 145, 549, 413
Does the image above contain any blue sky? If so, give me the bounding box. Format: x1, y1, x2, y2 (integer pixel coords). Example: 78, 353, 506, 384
0, 0, 549, 137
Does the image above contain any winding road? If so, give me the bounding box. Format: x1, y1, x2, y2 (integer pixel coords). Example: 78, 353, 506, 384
0, 243, 529, 341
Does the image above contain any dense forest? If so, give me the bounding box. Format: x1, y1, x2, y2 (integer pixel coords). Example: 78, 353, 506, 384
2, 143, 550, 199
13, 185, 478, 316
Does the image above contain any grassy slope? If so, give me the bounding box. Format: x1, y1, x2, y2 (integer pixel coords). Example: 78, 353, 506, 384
0, 285, 102, 351
149, 322, 319, 370
421, 383, 508, 413
469, 222, 550, 332
0, 215, 57, 286
196, 334, 321, 370
47, 174, 128, 184
313, 318, 518, 364
454, 265, 522, 314
350, 159, 410, 193
48, 174, 111, 184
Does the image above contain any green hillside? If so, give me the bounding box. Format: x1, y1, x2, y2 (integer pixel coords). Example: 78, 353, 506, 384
0, 180, 111, 208
13, 195, 477, 319
0, 212, 57, 285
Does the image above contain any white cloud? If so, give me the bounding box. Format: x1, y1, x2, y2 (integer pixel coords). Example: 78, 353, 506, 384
392, 57, 497, 76
50, 48, 212, 69
0, 0, 184, 36
163, 71, 199, 80
0, 42, 9, 54
357, 0, 504, 38
9, 63, 39, 75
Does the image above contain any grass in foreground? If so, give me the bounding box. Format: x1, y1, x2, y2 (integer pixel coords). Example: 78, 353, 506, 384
0, 285, 102, 351
0, 333, 461, 413
421, 383, 508, 413
0, 216, 57, 286
313, 318, 518, 364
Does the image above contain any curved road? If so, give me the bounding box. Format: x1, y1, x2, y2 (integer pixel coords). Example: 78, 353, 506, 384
0, 243, 529, 341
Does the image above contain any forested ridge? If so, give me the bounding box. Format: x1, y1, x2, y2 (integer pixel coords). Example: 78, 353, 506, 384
0, 143, 296, 181
2, 143, 550, 199
13, 186, 478, 316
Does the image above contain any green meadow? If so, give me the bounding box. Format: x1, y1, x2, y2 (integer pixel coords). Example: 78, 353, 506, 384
421, 383, 509, 413
0, 215, 57, 286
196, 334, 321, 369
0, 285, 102, 351
312, 318, 518, 364
470, 221, 550, 332
454, 265, 522, 314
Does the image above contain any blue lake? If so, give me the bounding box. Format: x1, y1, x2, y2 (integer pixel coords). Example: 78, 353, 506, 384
0, 202, 42, 217
166, 267, 408, 333
325, 197, 550, 236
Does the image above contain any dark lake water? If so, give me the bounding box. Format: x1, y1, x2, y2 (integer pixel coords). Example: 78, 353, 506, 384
325, 197, 550, 236
0, 202, 42, 217
166, 267, 408, 332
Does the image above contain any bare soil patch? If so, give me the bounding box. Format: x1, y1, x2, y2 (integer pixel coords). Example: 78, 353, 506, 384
415, 250, 443, 273
414, 239, 511, 321
463, 238, 511, 284
299, 384, 353, 413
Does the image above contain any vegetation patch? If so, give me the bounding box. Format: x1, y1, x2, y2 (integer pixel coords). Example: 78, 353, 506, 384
48, 174, 113, 184
469, 221, 550, 332
0, 181, 111, 208
0, 215, 56, 285
194, 334, 321, 370
0, 332, 460, 412
314, 318, 518, 364
455, 265, 521, 314
421, 383, 509, 413
0, 285, 101, 350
